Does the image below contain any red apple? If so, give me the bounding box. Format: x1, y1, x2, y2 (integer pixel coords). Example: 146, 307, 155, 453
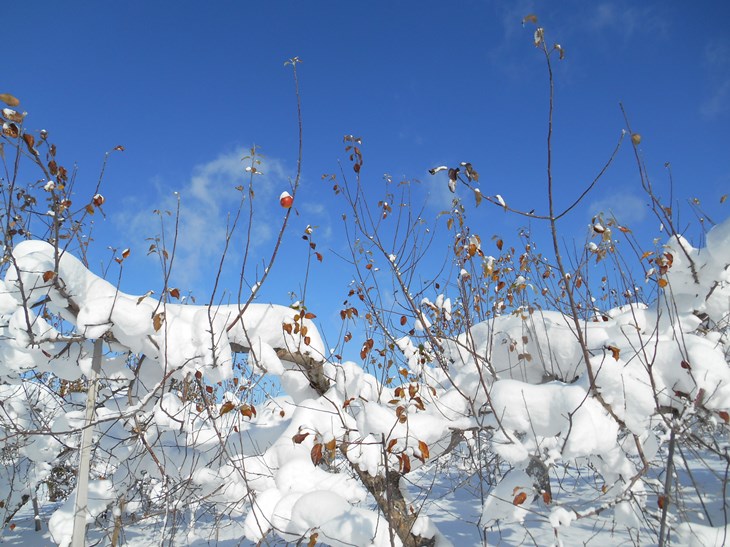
279, 191, 293, 209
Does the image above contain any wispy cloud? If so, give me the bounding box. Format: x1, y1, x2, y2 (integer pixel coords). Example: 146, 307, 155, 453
701, 39, 730, 119
114, 148, 294, 291
588, 192, 648, 225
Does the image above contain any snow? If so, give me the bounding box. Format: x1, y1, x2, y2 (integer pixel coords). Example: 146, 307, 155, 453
1, 218, 729, 546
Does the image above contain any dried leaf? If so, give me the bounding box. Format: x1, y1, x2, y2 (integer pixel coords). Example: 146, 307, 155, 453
153, 312, 165, 332
658, 278, 668, 288
418, 440, 430, 461
387, 438, 398, 453
496, 239, 503, 251
240, 404, 255, 418
307, 533, 319, 547
0, 94, 20, 107
220, 401, 236, 416
292, 431, 310, 444
718, 411, 729, 423
311, 443, 324, 465
114, 145, 125, 151
606, 345, 620, 361
631, 133, 641, 146
721, 194, 728, 204
680, 360, 691, 370
513, 491, 528, 505
2, 122, 19, 138
400, 453, 411, 474
325, 438, 336, 451
542, 492, 552, 505
522, 14, 538, 25
169, 288, 180, 299
23, 133, 36, 154
42, 270, 55, 282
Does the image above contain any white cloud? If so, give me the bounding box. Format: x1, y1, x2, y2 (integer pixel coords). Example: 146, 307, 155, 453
588, 192, 648, 225
701, 39, 730, 119
114, 148, 294, 290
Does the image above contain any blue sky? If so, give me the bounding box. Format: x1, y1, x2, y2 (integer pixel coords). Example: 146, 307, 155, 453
5, 1, 730, 343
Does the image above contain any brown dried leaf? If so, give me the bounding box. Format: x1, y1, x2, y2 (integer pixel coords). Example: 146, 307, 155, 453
220, 401, 236, 416
418, 440, 430, 461
42, 270, 55, 282
400, 453, 411, 474
308, 533, 319, 547
292, 431, 310, 444
522, 14, 538, 25
311, 443, 324, 465
0, 94, 20, 107
607, 345, 620, 361
23, 133, 36, 154
153, 312, 165, 332
513, 491, 528, 505
631, 133, 641, 146
169, 288, 180, 299
387, 438, 398, 453
325, 438, 336, 451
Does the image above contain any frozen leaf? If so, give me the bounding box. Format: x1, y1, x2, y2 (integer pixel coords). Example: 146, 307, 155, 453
387, 438, 398, 453
240, 404, 256, 418
428, 165, 448, 175
399, 453, 411, 473
169, 288, 180, 299
153, 312, 165, 332
42, 271, 55, 282
0, 94, 20, 107
219, 401, 236, 416
513, 491, 528, 505
534, 27, 544, 47
2, 122, 19, 138
93, 194, 105, 207
418, 440, 430, 461
396, 405, 408, 423
311, 443, 324, 465
680, 360, 691, 370
360, 338, 374, 360
292, 431, 310, 444
2, 108, 24, 123
495, 194, 507, 210
474, 188, 482, 206
121, 248, 130, 259
542, 492, 552, 504
606, 345, 620, 361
